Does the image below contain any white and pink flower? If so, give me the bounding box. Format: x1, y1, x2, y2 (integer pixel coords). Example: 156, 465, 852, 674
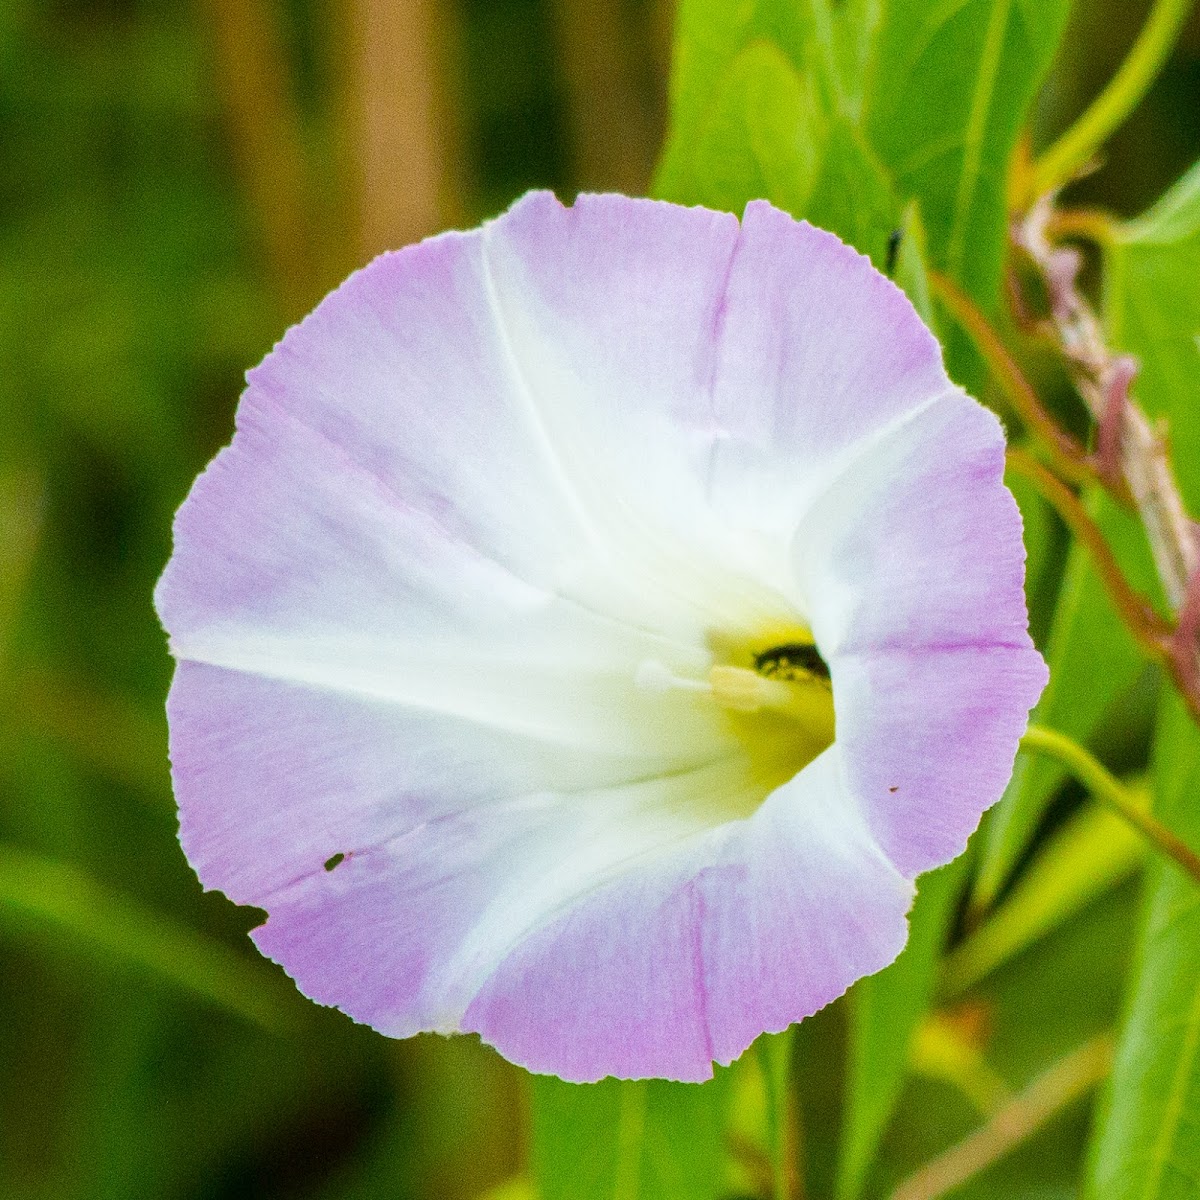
156, 191, 1045, 1082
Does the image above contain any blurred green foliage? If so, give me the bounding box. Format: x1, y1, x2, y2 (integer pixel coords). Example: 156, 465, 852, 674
3, 0, 1200, 1197
1089, 692, 1200, 1197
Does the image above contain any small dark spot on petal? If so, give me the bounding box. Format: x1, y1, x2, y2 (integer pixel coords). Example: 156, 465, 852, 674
323, 852, 346, 872
888, 786, 899, 793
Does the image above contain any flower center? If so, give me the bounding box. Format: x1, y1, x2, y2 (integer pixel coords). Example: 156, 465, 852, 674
637, 629, 836, 810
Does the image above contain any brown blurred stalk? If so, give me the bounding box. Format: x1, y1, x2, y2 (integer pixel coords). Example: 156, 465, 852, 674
344, 0, 457, 262
549, 0, 660, 193
199, 0, 317, 317
0, 470, 42, 673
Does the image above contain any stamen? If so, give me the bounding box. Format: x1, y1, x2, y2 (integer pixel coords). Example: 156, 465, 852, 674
708, 665, 795, 713
635, 657, 835, 745
710, 664, 836, 744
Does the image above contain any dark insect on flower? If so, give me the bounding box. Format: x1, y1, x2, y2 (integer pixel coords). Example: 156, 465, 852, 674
754, 642, 831, 683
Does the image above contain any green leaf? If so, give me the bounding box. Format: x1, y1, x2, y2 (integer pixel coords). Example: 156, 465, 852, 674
657, 3, 940, 333
974, 490, 1159, 909
655, 0, 810, 205
838, 853, 970, 1200
893, 201, 938, 329
866, 0, 1071, 388
1008, 467, 1063, 647
805, 117, 902, 269
1086, 691, 1200, 1197
865, 0, 1071, 302
1087, 165, 1200, 1189
871, 868, 1138, 1195
760, 1028, 799, 1200
656, 0, 903, 257
1105, 157, 1200, 510
0, 844, 302, 1034
531, 1074, 731, 1200
675, 40, 826, 218
660, 0, 1070, 304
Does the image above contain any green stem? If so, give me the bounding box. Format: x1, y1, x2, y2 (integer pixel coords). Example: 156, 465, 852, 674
1019, 725, 1200, 886
1030, 0, 1195, 199
612, 1081, 647, 1200
760, 1029, 801, 1199
942, 803, 1145, 998
1046, 207, 1118, 248
889, 1034, 1113, 1200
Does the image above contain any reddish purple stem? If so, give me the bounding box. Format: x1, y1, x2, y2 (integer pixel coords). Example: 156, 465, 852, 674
1096, 356, 1138, 489
1172, 565, 1200, 711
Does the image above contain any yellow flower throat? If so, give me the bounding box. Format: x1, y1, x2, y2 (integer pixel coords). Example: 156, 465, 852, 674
638, 625, 836, 806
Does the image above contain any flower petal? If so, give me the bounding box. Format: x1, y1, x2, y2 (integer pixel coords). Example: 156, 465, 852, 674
705, 201, 958, 538
793, 391, 1031, 657
463, 751, 912, 1081
241, 745, 910, 1082
473, 190, 804, 634
159, 389, 746, 909
159, 428, 716, 769
789, 389, 1047, 873
169, 663, 723, 907
158, 191, 1043, 1082
245, 750, 769, 1039
832, 645, 1048, 876
214, 190, 789, 639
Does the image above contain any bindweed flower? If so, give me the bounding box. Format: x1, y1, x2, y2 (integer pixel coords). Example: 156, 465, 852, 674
156, 192, 1046, 1083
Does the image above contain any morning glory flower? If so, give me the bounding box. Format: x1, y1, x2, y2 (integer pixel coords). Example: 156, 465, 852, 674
156, 191, 1046, 1083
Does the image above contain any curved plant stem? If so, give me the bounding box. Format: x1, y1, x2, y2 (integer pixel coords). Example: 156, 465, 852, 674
1005, 447, 1172, 656
1170, 568, 1200, 714
1029, 0, 1195, 200
1045, 207, 1118, 248
1015, 203, 1198, 607
929, 271, 1092, 485
941, 803, 1145, 999
760, 1029, 803, 1199
1020, 724, 1200, 886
